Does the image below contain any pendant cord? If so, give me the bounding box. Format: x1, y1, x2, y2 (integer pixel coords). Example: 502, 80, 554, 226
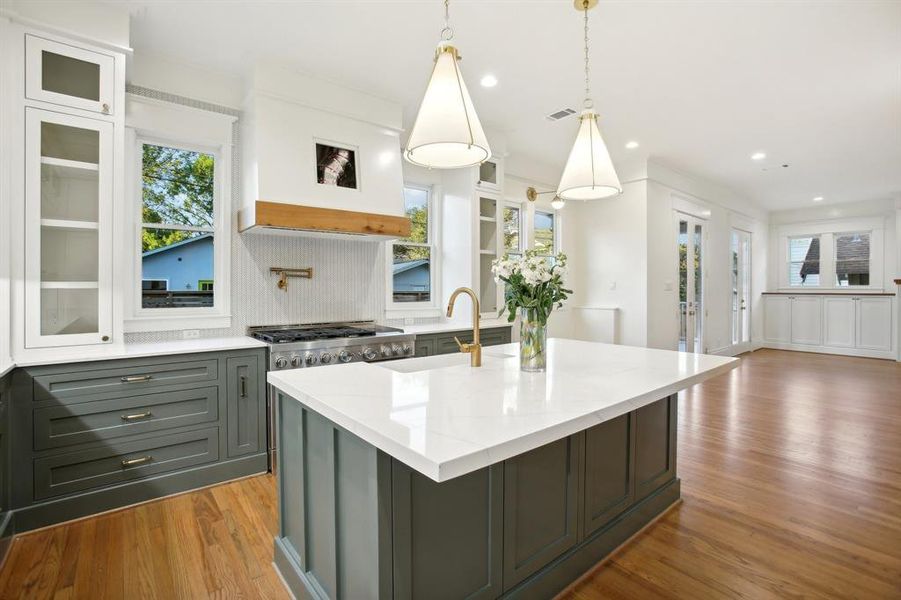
583, 1, 592, 109
441, 0, 454, 41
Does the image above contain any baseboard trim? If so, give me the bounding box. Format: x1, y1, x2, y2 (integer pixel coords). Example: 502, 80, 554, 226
759, 342, 895, 360
11, 453, 268, 534
0, 511, 13, 571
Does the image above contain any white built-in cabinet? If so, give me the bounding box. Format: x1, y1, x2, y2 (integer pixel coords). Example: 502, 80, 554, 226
764, 294, 895, 358
18, 32, 122, 349
477, 192, 503, 315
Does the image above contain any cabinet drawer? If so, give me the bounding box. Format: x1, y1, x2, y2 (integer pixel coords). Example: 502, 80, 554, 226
34, 386, 219, 450
34, 427, 219, 500
33, 359, 219, 403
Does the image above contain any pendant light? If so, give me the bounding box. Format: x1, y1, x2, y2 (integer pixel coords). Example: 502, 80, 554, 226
556, 0, 622, 201
405, 0, 491, 169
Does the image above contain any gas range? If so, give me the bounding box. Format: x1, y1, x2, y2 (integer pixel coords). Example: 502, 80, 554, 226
249, 321, 416, 370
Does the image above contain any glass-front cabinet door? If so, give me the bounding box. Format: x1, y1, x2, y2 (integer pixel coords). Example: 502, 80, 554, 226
24, 108, 113, 347
25, 35, 115, 116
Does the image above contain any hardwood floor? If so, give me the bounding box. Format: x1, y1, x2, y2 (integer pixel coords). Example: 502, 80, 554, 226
1, 349, 900, 599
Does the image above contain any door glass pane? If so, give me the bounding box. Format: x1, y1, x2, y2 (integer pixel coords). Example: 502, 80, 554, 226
41, 122, 99, 164
41, 163, 99, 222
741, 235, 751, 343
41, 288, 98, 335
693, 224, 703, 351
731, 232, 739, 345
42, 50, 101, 101
678, 220, 688, 351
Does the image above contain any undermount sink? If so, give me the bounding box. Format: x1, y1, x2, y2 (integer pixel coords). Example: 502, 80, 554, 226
377, 352, 513, 374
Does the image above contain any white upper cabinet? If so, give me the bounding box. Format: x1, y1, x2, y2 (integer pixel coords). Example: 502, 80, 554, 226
24, 108, 113, 348
25, 35, 115, 116
856, 297, 892, 351
476, 157, 503, 191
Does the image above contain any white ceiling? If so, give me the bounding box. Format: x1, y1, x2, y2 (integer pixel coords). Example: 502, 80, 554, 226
119, 0, 901, 211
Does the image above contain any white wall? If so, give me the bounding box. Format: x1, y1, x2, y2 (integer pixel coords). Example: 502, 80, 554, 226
129, 53, 244, 109
564, 180, 649, 347
768, 198, 898, 291
1, 0, 129, 49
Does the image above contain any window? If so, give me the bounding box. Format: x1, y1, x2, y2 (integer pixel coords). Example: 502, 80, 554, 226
503, 204, 522, 254
140, 143, 216, 308
534, 210, 556, 255
835, 232, 870, 286
391, 185, 435, 304
788, 235, 820, 287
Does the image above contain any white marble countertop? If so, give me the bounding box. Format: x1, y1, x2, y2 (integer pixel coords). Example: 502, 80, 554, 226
401, 318, 513, 335
268, 338, 738, 482
0, 361, 14, 378
12, 336, 267, 368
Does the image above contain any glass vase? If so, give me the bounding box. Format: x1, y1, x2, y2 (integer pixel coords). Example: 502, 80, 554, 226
519, 308, 547, 372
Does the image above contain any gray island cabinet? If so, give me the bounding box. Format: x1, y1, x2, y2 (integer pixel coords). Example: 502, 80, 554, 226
270, 339, 736, 600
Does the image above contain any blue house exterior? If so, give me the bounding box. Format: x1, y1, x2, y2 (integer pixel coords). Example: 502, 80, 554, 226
142, 234, 214, 291
392, 259, 430, 301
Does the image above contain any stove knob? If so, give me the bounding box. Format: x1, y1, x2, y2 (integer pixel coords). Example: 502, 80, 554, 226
291, 355, 302, 367
362, 347, 378, 361
274, 356, 288, 369
338, 350, 353, 363
320, 352, 333, 364
380, 345, 391, 357
304, 352, 318, 366
391, 344, 403, 356
402, 344, 412, 355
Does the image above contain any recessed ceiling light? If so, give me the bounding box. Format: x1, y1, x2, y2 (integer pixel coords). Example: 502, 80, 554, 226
812, 196, 824, 202
750, 152, 766, 161
480, 74, 498, 88
625, 141, 639, 150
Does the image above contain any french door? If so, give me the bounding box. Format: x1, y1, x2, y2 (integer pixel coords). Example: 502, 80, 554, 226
677, 213, 705, 353
731, 229, 752, 352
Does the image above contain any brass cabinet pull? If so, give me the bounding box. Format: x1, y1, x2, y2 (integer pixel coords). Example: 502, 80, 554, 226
121, 455, 152, 467
240, 375, 247, 398
102, 103, 110, 114
121, 411, 152, 422
121, 375, 152, 383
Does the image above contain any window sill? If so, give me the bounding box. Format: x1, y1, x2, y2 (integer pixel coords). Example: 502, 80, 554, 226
385, 307, 444, 319
124, 314, 232, 333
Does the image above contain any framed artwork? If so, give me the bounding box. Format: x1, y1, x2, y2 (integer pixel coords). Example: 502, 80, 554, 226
315, 141, 358, 189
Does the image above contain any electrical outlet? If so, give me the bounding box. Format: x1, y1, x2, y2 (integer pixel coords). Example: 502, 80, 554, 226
183, 329, 201, 339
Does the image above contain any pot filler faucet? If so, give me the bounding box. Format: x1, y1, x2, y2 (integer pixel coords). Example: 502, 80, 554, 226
446, 287, 482, 367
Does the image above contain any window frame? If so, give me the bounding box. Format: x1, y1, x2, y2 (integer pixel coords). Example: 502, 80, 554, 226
776, 217, 885, 291
833, 231, 871, 287
386, 183, 442, 316
533, 208, 558, 257
123, 96, 234, 332
787, 234, 821, 288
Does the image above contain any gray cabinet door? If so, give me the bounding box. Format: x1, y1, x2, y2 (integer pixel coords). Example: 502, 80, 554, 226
414, 336, 436, 357
434, 326, 512, 355
583, 413, 634, 536
634, 396, 677, 502
392, 462, 503, 600
226, 356, 263, 458
503, 434, 582, 590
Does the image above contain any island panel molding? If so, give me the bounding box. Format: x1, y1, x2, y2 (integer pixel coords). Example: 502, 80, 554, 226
267, 339, 737, 482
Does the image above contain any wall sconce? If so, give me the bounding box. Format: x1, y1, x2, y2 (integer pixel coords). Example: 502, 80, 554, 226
270, 267, 313, 291
526, 186, 566, 210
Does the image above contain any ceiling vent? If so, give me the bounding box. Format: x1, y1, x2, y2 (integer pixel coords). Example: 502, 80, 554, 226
545, 108, 577, 122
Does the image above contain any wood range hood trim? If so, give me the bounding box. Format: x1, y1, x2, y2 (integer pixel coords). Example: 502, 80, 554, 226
238, 200, 411, 240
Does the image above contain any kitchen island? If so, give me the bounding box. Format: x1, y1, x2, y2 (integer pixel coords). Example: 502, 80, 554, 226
268, 339, 738, 600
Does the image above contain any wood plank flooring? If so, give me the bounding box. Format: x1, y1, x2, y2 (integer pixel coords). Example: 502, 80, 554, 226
1, 349, 900, 599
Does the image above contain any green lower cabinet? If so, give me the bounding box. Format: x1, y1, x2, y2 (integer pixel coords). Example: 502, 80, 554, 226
414, 336, 436, 357
634, 395, 677, 503
502, 435, 581, 590
226, 355, 265, 458
275, 395, 679, 600
392, 462, 503, 600
583, 413, 634, 536
418, 326, 513, 357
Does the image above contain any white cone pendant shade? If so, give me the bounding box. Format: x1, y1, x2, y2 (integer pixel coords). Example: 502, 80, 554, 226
556, 110, 622, 200
405, 44, 491, 169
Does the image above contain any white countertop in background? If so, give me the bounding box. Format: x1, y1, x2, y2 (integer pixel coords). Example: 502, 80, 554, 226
401, 318, 513, 335
269, 338, 738, 482
12, 336, 267, 368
